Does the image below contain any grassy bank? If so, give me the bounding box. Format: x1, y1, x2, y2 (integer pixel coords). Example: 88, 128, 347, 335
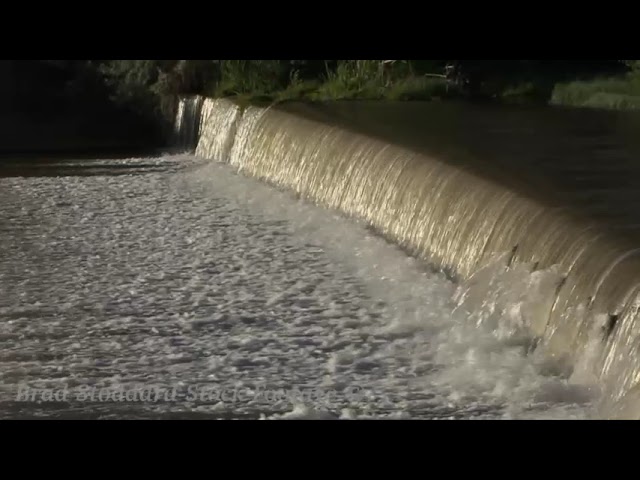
91, 60, 640, 123
550, 72, 640, 111
211, 61, 640, 112
212, 60, 459, 106
228, 76, 455, 106
222, 61, 640, 112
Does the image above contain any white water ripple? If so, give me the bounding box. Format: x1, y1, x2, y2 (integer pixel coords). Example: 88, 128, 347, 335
0, 155, 598, 419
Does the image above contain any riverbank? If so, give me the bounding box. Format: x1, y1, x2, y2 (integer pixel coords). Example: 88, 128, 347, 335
205, 78, 640, 116
208, 61, 640, 112
211, 68, 517, 106
551, 72, 640, 110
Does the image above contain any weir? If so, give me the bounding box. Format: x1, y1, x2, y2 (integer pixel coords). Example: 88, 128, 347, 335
175, 96, 640, 418
173, 96, 204, 150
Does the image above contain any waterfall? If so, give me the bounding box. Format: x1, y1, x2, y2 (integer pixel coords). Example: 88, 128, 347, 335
195, 98, 242, 161
173, 96, 640, 418
172, 96, 204, 151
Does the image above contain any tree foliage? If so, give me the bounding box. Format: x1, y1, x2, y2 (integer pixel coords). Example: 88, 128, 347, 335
2, 59, 638, 137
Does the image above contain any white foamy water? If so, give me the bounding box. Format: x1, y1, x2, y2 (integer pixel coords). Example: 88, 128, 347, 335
0, 155, 600, 419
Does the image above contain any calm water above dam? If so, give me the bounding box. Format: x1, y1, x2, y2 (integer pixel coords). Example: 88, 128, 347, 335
277, 100, 640, 233
2, 101, 640, 419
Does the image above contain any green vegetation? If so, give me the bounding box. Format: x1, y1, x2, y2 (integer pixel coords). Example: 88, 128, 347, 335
86, 59, 640, 141
551, 66, 640, 111
135, 60, 634, 110
0, 60, 168, 151
161, 60, 456, 104
2, 60, 639, 150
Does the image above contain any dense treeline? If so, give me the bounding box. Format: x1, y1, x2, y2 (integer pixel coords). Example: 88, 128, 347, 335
0, 60, 166, 153
94, 59, 636, 105
1, 60, 639, 147
3, 60, 635, 105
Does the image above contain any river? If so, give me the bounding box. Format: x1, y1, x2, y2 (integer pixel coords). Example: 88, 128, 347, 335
0, 148, 601, 419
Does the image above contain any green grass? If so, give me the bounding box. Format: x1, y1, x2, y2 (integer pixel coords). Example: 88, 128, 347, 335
551, 74, 640, 110
274, 77, 322, 102
311, 79, 385, 101
201, 60, 467, 105
215, 74, 640, 112
202, 61, 640, 112
209, 60, 288, 99
309, 60, 386, 100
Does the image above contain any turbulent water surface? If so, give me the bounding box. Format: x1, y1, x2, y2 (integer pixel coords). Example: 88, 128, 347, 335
0, 155, 600, 419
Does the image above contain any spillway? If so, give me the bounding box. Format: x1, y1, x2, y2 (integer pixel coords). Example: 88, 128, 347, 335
177, 96, 640, 418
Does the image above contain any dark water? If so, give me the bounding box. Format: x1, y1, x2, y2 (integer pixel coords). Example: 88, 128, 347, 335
279, 101, 640, 235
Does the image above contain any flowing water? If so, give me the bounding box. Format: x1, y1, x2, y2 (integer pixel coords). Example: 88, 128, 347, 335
2, 99, 640, 419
